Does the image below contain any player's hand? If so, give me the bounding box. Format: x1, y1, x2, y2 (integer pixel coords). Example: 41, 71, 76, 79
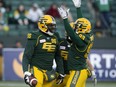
56, 74, 65, 85
24, 71, 37, 87
24, 71, 32, 84
58, 7, 69, 19
72, 0, 81, 8
91, 71, 97, 86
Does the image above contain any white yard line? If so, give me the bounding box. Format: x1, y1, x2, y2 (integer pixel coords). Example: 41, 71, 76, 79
0, 83, 27, 87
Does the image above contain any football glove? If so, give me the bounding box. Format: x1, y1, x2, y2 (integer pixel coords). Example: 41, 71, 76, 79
58, 7, 69, 19
24, 71, 37, 87
91, 71, 97, 86
24, 71, 32, 84
56, 74, 65, 85
72, 0, 81, 8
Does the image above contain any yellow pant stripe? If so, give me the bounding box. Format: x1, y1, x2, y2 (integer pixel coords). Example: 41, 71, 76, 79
70, 71, 80, 87
66, 69, 88, 87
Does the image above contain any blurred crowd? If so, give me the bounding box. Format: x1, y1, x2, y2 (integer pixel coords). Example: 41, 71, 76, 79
0, 0, 75, 54
88, 0, 112, 37
0, 0, 74, 32
0, 0, 113, 36
0, 0, 114, 51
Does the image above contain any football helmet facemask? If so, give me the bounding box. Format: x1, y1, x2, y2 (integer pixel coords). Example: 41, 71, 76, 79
75, 18, 91, 33
38, 15, 56, 36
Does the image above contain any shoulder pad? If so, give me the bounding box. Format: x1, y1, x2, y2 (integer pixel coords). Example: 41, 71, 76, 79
54, 32, 60, 38
78, 33, 90, 43
27, 32, 38, 40
78, 33, 85, 40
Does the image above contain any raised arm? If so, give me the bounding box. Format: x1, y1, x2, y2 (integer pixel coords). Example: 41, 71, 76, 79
58, 3, 85, 46
72, 0, 83, 18
63, 18, 85, 46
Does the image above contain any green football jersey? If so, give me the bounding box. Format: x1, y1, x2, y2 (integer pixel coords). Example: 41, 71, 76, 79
68, 32, 94, 70
59, 38, 70, 74
63, 7, 94, 70
22, 30, 64, 74
64, 18, 94, 70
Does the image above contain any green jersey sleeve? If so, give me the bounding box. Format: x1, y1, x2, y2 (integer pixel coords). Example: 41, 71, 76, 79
78, 33, 90, 44
54, 33, 64, 74
63, 7, 85, 46
22, 32, 38, 72
76, 7, 83, 18
55, 48, 64, 74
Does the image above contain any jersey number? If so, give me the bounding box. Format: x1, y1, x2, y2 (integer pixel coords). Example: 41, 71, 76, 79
61, 51, 68, 60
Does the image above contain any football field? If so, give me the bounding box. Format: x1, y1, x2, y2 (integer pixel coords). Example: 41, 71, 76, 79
0, 81, 116, 87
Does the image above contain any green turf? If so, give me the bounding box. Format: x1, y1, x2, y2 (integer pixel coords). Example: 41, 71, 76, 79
0, 81, 116, 87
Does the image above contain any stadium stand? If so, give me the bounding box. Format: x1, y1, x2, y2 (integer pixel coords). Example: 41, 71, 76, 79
0, 0, 116, 48
111, 0, 116, 36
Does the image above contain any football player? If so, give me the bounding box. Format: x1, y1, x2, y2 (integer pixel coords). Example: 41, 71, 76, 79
56, 36, 70, 87
54, 22, 96, 87
58, 0, 97, 87
22, 15, 65, 87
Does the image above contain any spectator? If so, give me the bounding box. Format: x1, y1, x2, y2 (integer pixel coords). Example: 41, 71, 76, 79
14, 4, 29, 25
94, 0, 112, 29
0, 1, 6, 25
0, 1, 9, 31
94, 18, 103, 29
0, 0, 6, 8
0, 41, 3, 56
4, 5, 14, 24
14, 41, 23, 48
27, 3, 44, 29
46, 3, 61, 18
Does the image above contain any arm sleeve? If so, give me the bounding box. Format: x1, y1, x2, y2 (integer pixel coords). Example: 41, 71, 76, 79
63, 19, 85, 46
55, 44, 64, 74
22, 33, 37, 72
76, 7, 83, 18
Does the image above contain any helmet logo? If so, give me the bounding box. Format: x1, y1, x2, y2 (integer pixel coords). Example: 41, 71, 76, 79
40, 18, 48, 24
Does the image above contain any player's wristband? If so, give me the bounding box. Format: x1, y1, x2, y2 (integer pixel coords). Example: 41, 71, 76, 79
24, 71, 31, 76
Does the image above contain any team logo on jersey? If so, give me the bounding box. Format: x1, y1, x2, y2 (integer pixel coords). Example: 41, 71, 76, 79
61, 51, 68, 60
40, 39, 46, 43
42, 42, 56, 52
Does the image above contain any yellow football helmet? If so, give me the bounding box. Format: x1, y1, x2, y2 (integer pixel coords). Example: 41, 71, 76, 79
75, 18, 91, 33
38, 15, 56, 36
